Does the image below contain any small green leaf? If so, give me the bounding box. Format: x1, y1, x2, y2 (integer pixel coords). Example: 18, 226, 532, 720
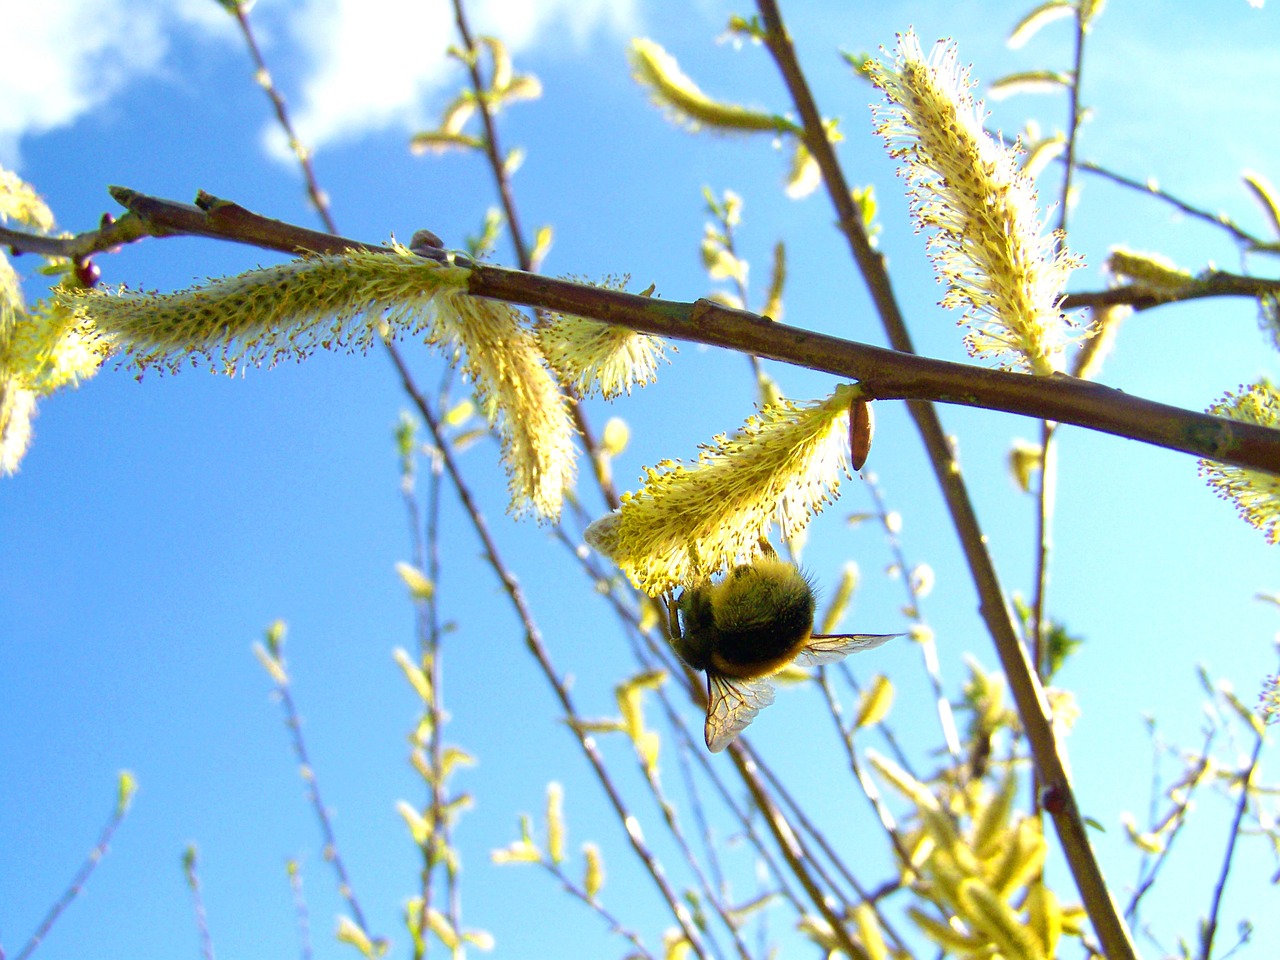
1009, 439, 1043, 493
409, 130, 484, 155
988, 70, 1072, 100
784, 139, 820, 198
491, 839, 542, 864
529, 224, 553, 267
583, 842, 605, 901
629, 38, 795, 135
601, 417, 629, 456
443, 398, 475, 426
253, 641, 289, 686
546, 782, 566, 865
397, 800, 431, 845
395, 563, 435, 601
481, 36, 512, 91
335, 916, 383, 958
854, 674, 894, 729
1007, 1, 1075, 49
264, 619, 286, 657
463, 928, 495, 951
761, 240, 786, 321
1243, 169, 1280, 240
116, 770, 138, 814
393, 647, 432, 702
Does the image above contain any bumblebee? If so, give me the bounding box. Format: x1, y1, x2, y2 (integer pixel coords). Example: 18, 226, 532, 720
667, 555, 898, 752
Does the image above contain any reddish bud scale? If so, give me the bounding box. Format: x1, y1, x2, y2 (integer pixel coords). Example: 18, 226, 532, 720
849, 398, 874, 470
74, 260, 102, 288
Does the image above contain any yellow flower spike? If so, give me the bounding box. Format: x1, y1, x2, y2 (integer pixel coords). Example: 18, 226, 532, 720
957, 877, 1044, 960
971, 767, 1019, 860
59, 248, 466, 372
908, 906, 985, 955
62, 248, 576, 519
1, 289, 112, 474
1025, 883, 1064, 957
0, 166, 54, 230
586, 385, 858, 594
433, 284, 577, 520
1198, 380, 1280, 544
0, 380, 36, 475
536, 283, 669, 399
869, 31, 1081, 375
986, 817, 1047, 900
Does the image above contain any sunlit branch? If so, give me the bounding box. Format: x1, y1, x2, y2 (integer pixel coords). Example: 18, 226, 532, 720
5, 187, 1277, 478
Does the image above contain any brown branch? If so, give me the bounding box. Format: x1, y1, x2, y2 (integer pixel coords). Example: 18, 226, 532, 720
1063, 271, 1280, 312
5, 187, 1278, 478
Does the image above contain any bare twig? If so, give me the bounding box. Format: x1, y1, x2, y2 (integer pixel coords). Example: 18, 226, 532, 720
181, 845, 216, 960
266, 653, 380, 943
13, 778, 135, 960
728, 743, 873, 960
865, 476, 961, 760
1199, 732, 1266, 960
225, 3, 338, 234
285, 860, 314, 960
448, 0, 530, 270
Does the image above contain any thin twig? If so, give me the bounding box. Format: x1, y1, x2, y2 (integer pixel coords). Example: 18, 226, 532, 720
1124, 732, 1213, 923
728, 743, 872, 960
181, 845, 216, 960
816, 671, 913, 865
1032, 2, 1088, 682
269, 659, 379, 941
1199, 732, 1265, 960
864, 475, 960, 760
226, 4, 338, 234
13, 779, 135, 960
537, 861, 657, 960
285, 859, 314, 960
448, 0, 530, 270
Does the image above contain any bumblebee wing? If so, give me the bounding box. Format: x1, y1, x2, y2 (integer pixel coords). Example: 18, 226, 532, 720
704, 672, 776, 753
795, 633, 901, 667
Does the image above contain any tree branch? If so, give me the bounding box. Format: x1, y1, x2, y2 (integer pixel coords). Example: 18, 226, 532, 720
3, 187, 1277, 478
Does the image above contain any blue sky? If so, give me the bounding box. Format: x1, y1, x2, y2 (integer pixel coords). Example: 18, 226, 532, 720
2, 2, 1279, 958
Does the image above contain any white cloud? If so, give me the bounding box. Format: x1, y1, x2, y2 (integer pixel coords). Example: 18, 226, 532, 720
0, 0, 635, 170
265, 0, 638, 159
0, 0, 239, 170
0, 0, 166, 168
